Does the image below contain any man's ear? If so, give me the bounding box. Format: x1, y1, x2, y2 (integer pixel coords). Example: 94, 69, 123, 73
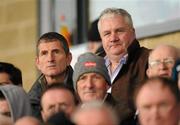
146, 68, 151, 78
35, 57, 41, 70
66, 52, 72, 66
41, 110, 46, 122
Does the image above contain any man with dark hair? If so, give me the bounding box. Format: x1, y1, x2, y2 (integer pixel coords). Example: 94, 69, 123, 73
133, 77, 180, 125
28, 32, 74, 120
40, 84, 77, 122
0, 62, 22, 86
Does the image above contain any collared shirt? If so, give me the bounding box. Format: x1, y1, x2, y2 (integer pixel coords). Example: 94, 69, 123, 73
105, 54, 128, 93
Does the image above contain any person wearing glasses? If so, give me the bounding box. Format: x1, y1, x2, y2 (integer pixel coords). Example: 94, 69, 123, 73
146, 44, 179, 78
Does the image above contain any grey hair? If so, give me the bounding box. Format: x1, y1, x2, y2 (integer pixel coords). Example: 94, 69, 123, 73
71, 101, 119, 125
98, 8, 134, 31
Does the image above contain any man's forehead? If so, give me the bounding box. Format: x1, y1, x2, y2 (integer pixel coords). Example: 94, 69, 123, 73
150, 46, 177, 59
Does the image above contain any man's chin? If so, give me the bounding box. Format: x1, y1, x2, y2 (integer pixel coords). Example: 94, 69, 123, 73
45, 72, 60, 77
159, 74, 170, 78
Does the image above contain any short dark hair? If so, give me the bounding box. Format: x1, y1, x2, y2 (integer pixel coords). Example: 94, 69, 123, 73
40, 83, 78, 110
133, 77, 180, 105
36, 32, 70, 55
0, 62, 22, 86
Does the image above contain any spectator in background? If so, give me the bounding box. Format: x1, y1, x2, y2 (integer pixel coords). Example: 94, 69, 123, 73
147, 44, 178, 78
172, 59, 180, 89
40, 84, 77, 122
133, 77, 180, 125
0, 62, 22, 86
28, 32, 74, 120
15, 116, 41, 125
73, 52, 116, 106
97, 8, 150, 122
71, 101, 119, 125
0, 85, 32, 122
87, 19, 104, 56
46, 111, 75, 125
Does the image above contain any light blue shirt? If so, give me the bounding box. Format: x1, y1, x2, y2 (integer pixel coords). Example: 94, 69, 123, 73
105, 54, 128, 93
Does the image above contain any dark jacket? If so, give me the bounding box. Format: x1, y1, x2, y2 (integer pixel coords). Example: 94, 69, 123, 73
104, 93, 117, 106
28, 66, 74, 120
111, 39, 150, 122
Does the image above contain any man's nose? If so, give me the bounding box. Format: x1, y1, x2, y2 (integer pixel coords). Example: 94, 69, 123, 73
54, 105, 63, 113
110, 32, 119, 42
85, 78, 94, 88
47, 53, 55, 61
158, 62, 167, 69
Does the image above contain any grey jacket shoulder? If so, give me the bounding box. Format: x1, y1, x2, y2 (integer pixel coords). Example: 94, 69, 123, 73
0, 85, 32, 122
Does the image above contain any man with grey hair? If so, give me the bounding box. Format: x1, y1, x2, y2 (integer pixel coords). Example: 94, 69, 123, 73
97, 8, 150, 122
71, 101, 119, 125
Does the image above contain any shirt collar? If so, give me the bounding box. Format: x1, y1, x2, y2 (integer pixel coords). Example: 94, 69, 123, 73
105, 54, 128, 67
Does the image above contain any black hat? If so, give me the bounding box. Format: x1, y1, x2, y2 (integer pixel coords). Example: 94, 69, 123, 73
47, 112, 75, 125
88, 19, 101, 42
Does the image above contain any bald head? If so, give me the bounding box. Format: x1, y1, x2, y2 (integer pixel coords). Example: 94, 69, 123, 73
72, 101, 118, 125
147, 44, 178, 78
149, 45, 178, 61
14, 116, 41, 125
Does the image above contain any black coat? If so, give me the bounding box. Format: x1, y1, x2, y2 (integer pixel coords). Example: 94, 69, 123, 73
28, 66, 74, 120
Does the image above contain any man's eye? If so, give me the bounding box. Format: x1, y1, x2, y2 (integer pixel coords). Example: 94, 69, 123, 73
40, 51, 47, 56
141, 105, 151, 110
103, 32, 110, 36
53, 49, 60, 54
1, 112, 11, 117
79, 76, 86, 80
48, 105, 55, 111
117, 29, 125, 33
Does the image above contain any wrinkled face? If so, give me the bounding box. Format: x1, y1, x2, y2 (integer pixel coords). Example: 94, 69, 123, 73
73, 108, 115, 125
98, 14, 135, 57
77, 73, 109, 103
147, 46, 176, 78
0, 99, 11, 117
36, 40, 72, 77
0, 73, 12, 85
136, 81, 180, 125
41, 89, 76, 122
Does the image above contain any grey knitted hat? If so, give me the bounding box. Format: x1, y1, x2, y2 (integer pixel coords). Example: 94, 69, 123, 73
73, 52, 111, 90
